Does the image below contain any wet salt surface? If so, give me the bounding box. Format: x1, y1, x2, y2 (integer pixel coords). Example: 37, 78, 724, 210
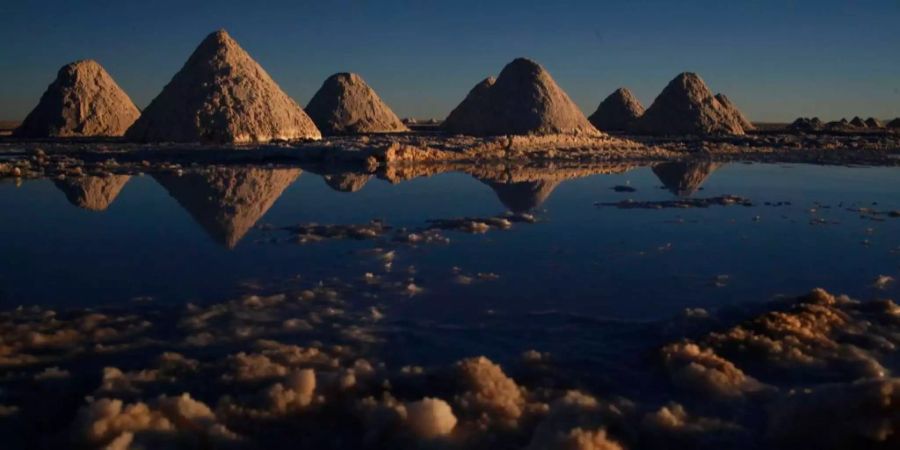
1, 162, 899, 449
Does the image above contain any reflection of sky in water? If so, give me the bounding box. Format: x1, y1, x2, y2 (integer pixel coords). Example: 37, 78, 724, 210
0, 163, 898, 325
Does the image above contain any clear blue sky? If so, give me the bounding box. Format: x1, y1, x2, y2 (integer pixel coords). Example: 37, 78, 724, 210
1, 0, 898, 122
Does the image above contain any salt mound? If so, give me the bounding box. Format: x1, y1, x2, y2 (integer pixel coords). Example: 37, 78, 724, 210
14, 60, 140, 138
305, 73, 408, 135
588, 88, 644, 132
54, 175, 131, 211
154, 167, 300, 248
652, 161, 720, 197
788, 117, 824, 132
888, 118, 900, 129
632, 73, 744, 135
714, 93, 754, 131
443, 58, 601, 136
849, 116, 866, 128
125, 30, 321, 143
864, 117, 883, 128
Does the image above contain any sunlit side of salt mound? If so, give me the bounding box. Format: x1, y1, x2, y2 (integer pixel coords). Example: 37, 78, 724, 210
405, 397, 458, 438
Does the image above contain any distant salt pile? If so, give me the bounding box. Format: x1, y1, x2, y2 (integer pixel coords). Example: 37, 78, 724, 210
305, 73, 408, 135
588, 88, 644, 132
54, 175, 131, 211
864, 117, 883, 129
443, 58, 601, 136
14, 60, 140, 138
888, 118, 900, 129
632, 73, 745, 136
126, 30, 321, 143
714, 93, 754, 131
154, 167, 300, 248
849, 116, 866, 128
788, 117, 824, 132
652, 160, 720, 197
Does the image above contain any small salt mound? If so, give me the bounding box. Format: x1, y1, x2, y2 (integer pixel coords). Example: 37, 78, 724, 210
632, 72, 745, 136
588, 87, 644, 132
864, 117, 884, 128
405, 397, 457, 438
443, 58, 601, 136
305, 73, 409, 135
849, 116, 867, 128
788, 117, 824, 132
15, 60, 140, 138
125, 29, 321, 143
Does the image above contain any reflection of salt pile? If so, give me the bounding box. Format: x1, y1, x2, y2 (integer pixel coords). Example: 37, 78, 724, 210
588, 87, 644, 132
633, 73, 745, 135
53, 175, 131, 211
305, 73, 408, 135
126, 30, 321, 143
652, 161, 720, 197
154, 167, 300, 248
14, 60, 140, 138
443, 58, 600, 136
483, 180, 560, 213
322, 172, 372, 193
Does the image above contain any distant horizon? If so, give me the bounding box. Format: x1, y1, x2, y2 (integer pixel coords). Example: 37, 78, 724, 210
1, 1, 898, 123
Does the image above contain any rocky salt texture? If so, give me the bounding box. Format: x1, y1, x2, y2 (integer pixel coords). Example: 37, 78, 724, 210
588, 88, 645, 132
125, 30, 321, 143
0, 284, 898, 449
443, 58, 601, 137
632, 73, 745, 136
14, 60, 140, 138
305, 73, 409, 135
714, 94, 753, 131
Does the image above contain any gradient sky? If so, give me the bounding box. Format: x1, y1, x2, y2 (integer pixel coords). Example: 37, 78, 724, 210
1, 0, 898, 122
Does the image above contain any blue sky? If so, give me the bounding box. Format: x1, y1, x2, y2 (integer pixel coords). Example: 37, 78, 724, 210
1, 0, 898, 122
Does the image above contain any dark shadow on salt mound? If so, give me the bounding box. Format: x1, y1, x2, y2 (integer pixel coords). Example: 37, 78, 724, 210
154, 167, 300, 248
482, 179, 560, 213
305, 73, 409, 135
14, 60, 140, 138
443, 58, 601, 136
125, 30, 321, 143
53, 175, 131, 211
588, 87, 644, 132
652, 160, 721, 197
322, 172, 372, 193
632, 73, 745, 136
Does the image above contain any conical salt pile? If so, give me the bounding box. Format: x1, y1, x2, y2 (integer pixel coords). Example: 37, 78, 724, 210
14, 60, 140, 138
305, 73, 408, 135
323, 173, 372, 192
588, 88, 644, 132
887, 118, 900, 129
652, 161, 720, 197
444, 58, 600, 136
54, 175, 131, 211
714, 93, 754, 131
788, 117, 824, 132
849, 116, 866, 128
154, 167, 300, 248
126, 30, 321, 143
864, 117, 883, 129
632, 73, 744, 136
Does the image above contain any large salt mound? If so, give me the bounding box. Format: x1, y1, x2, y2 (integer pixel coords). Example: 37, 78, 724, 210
125, 30, 321, 143
54, 175, 131, 211
154, 167, 300, 248
14, 60, 140, 138
632, 73, 744, 136
443, 58, 601, 136
305, 73, 408, 135
714, 93, 754, 131
588, 88, 644, 132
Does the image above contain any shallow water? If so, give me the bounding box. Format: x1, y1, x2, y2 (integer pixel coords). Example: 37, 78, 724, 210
1, 162, 898, 317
